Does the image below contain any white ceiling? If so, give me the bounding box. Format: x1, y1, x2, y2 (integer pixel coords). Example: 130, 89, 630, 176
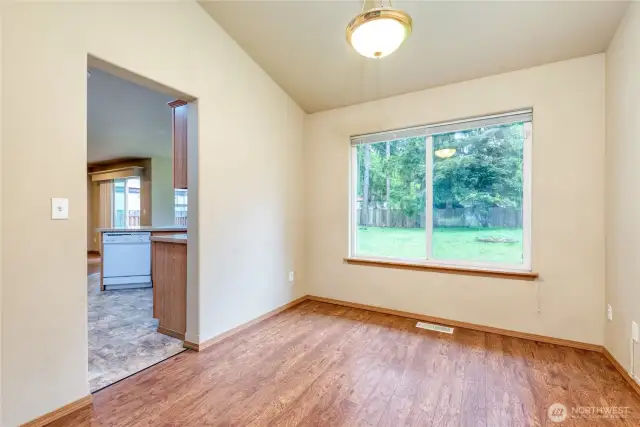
87, 68, 174, 163
200, 0, 629, 113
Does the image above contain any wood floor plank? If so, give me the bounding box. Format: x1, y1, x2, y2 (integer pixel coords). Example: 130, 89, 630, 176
343, 318, 417, 426
377, 395, 412, 427
49, 301, 640, 427
154, 304, 355, 426
266, 311, 386, 426
305, 312, 406, 426
461, 381, 486, 427
238, 309, 375, 426
412, 332, 454, 421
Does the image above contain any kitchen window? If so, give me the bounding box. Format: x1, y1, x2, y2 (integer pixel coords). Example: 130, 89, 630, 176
113, 177, 141, 227
175, 189, 188, 226
349, 110, 532, 272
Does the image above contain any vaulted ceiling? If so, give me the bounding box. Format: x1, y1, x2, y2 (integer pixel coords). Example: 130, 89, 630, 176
87, 68, 174, 163
200, 0, 629, 113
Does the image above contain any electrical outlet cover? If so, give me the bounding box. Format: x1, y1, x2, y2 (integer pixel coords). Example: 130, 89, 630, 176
607, 304, 613, 321
633, 321, 639, 343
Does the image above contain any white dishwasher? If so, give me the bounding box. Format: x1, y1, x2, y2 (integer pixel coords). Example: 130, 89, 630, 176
102, 232, 152, 290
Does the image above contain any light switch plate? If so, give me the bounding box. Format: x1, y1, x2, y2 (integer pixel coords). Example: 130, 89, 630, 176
51, 198, 69, 220
633, 321, 639, 343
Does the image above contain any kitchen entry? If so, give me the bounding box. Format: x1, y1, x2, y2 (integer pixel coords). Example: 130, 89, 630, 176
86, 63, 196, 392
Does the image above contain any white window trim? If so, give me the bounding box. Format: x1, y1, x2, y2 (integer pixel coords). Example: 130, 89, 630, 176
112, 179, 127, 227
351, 109, 532, 145
348, 111, 533, 274
350, 149, 359, 258
113, 178, 141, 227
174, 189, 188, 225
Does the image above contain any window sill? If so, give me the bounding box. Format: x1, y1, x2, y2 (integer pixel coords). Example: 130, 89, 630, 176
343, 257, 539, 280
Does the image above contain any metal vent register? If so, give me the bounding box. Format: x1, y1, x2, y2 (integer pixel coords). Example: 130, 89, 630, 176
415, 322, 454, 334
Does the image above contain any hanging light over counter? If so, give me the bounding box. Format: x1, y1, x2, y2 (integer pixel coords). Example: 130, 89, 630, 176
346, 0, 412, 59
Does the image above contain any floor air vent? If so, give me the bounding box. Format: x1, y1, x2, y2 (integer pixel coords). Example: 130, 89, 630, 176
416, 322, 454, 334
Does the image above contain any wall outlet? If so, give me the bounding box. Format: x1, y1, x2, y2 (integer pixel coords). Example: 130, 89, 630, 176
288, 271, 295, 282
633, 321, 639, 343
607, 304, 613, 321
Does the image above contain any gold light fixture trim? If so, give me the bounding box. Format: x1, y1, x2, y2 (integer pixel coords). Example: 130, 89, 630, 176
346, 2, 412, 59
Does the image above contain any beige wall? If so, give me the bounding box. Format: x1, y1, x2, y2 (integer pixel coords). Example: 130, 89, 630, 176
151, 157, 175, 226
2, 3, 305, 426
304, 55, 606, 346
186, 102, 200, 345
86, 178, 99, 252
605, 4, 640, 376
0, 2, 4, 424
86, 176, 91, 251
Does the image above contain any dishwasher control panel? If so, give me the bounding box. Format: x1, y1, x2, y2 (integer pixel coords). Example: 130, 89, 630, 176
103, 232, 151, 244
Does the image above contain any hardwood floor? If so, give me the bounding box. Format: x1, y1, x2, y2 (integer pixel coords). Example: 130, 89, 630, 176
52, 301, 640, 426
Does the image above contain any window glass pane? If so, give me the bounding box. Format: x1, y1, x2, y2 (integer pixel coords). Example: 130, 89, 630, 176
355, 137, 426, 259
126, 177, 141, 227
431, 122, 525, 265
113, 179, 126, 228
175, 189, 188, 226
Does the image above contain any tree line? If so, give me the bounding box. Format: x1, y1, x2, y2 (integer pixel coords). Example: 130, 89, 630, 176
357, 122, 524, 227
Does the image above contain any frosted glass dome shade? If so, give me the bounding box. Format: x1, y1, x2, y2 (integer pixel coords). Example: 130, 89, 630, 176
347, 8, 412, 59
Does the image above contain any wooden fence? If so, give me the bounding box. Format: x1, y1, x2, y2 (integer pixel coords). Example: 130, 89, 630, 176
175, 214, 187, 226
115, 210, 188, 227
115, 210, 140, 227
358, 208, 425, 228
357, 206, 522, 228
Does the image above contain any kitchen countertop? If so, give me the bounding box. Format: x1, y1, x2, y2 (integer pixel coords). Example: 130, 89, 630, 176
97, 225, 187, 233
150, 234, 187, 244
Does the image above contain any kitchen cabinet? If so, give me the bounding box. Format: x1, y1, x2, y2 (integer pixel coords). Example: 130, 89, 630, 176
151, 235, 187, 340
97, 226, 187, 291
169, 100, 188, 189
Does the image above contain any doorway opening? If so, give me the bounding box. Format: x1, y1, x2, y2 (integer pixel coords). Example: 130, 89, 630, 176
86, 57, 198, 392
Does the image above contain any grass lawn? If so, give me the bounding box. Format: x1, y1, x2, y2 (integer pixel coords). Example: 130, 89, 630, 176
356, 226, 523, 264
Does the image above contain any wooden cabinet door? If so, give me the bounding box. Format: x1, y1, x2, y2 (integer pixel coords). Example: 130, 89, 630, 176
152, 241, 159, 320
153, 242, 187, 338
169, 100, 188, 189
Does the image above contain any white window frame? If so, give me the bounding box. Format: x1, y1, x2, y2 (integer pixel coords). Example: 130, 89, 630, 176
112, 177, 141, 227
349, 110, 532, 273
112, 178, 127, 227
174, 189, 188, 225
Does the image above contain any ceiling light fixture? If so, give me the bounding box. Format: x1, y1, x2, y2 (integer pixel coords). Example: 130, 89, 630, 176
435, 148, 456, 159
346, 0, 412, 59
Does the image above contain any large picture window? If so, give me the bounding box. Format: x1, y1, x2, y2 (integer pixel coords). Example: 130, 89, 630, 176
350, 110, 531, 271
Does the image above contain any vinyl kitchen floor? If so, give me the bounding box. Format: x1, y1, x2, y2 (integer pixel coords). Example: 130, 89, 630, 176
88, 274, 185, 392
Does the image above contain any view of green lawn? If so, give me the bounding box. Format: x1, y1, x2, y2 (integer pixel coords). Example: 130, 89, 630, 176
356, 227, 523, 264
